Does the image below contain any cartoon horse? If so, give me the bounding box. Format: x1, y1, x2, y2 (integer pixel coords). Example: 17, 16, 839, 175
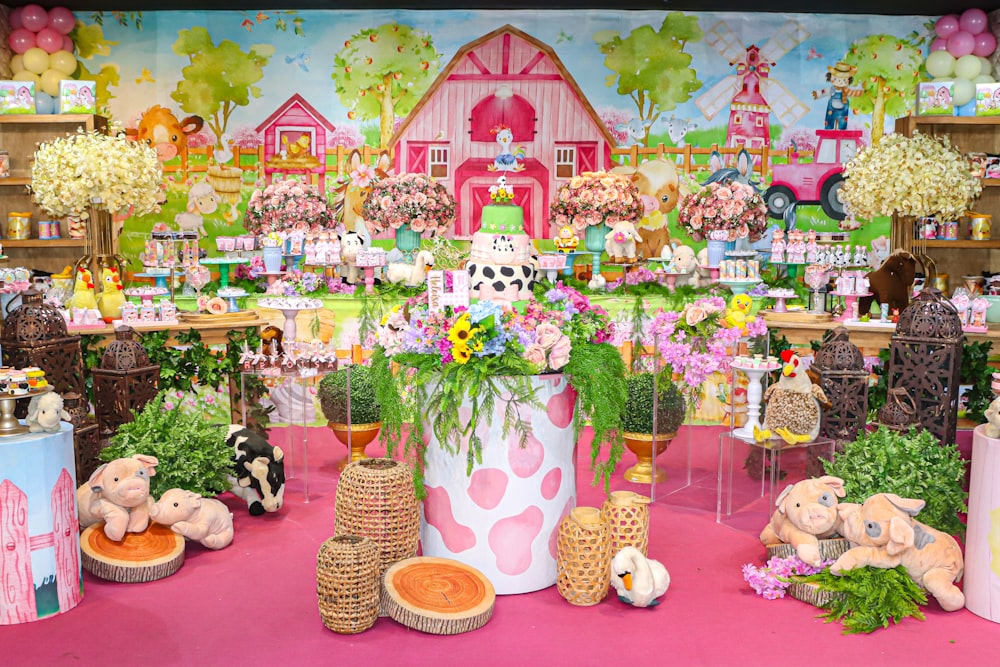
332, 149, 391, 247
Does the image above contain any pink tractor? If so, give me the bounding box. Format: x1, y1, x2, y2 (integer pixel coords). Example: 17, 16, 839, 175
764, 129, 862, 221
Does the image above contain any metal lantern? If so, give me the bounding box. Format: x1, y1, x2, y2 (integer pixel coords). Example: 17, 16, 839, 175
887, 288, 964, 444
813, 327, 868, 443
63, 391, 102, 484
91, 326, 160, 436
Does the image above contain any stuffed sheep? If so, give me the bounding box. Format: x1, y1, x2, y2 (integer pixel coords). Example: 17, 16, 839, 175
27, 391, 71, 433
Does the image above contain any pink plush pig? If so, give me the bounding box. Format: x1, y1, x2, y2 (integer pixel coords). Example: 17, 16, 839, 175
150, 488, 235, 550
77, 454, 158, 542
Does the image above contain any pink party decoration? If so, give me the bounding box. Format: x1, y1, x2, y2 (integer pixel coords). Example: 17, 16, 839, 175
8, 29, 36, 55
489, 507, 544, 576
931, 37, 949, 52
9, 6, 24, 30
935, 14, 961, 39
61, 35, 74, 53
468, 468, 508, 510
507, 431, 544, 478
960, 8, 989, 35
540, 467, 562, 501
47, 7, 76, 35
948, 30, 977, 58
35, 28, 63, 55
973, 31, 998, 58
19, 4, 49, 33
423, 485, 477, 553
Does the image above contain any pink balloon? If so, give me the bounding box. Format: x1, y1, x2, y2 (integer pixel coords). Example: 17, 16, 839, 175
19, 4, 49, 33
931, 37, 949, 52
9, 7, 23, 30
960, 8, 989, 35
47, 7, 76, 35
35, 27, 63, 55
973, 31, 998, 58
948, 30, 976, 58
8, 28, 36, 55
936, 15, 961, 39
62, 35, 75, 54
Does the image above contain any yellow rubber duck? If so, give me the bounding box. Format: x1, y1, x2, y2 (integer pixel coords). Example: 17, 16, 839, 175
97, 267, 126, 322
724, 293, 756, 334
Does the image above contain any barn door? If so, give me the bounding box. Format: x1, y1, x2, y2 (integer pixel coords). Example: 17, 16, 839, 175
406, 144, 429, 174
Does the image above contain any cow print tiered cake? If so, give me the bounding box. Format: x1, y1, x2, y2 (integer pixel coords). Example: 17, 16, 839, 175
466, 203, 534, 306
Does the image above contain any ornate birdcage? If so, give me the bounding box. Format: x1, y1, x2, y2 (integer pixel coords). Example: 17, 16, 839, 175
63, 391, 102, 483
887, 289, 963, 444
1, 289, 86, 417
813, 327, 868, 443
91, 326, 160, 436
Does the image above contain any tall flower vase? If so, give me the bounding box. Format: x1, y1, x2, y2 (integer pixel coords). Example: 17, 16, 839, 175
395, 224, 422, 261
74, 205, 126, 280
584, 224, 608, 289
420, 374, 579, 595
262, 246, 283, 273
705, 239, 727, 268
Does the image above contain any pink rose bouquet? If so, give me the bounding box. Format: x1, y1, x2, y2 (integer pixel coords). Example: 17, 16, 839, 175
677, 181, 768, 243
243, 179, 334, 236
549, 171, 643, 231
361, 172, 457, 235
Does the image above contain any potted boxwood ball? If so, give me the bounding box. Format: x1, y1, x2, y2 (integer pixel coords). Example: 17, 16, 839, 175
622, 372, 686, 483
319, 365, 383, 469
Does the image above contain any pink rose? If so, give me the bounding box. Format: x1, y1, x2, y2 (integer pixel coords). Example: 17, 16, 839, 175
685, 306, 707, 326
535, 322, 561, 350
549, 334, 572, 370
409, 218, 427, 233
524, 344, 546, 369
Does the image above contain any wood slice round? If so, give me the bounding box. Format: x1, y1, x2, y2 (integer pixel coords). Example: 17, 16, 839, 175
81, 523, 185, 583
381, 557, 495, 635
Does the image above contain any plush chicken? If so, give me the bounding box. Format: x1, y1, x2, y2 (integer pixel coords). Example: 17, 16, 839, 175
67, 267, 98, 311
97, 266, 126, 322
754, 350, 830, 444
724, 293, 756, 334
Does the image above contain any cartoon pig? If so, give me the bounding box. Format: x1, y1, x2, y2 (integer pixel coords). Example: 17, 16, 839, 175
150, 488, 235, 550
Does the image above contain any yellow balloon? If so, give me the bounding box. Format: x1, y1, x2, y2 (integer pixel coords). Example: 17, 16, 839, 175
12, 70, 41, 86
49, 50, 77, 76
39, 69, 63, 97
22, 47, 50, 75
10, 55, 24, 74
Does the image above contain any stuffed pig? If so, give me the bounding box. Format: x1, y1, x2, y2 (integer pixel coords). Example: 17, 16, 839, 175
150, 488, 234, 550
831, 493, 965, 611
77, 454, 159, 542
759, 476, 846, 566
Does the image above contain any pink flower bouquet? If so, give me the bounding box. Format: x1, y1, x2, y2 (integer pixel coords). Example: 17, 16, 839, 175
549, 171, 643, 231
361, 172, 457, 235
677, 181, 768, 243
243, 179, 334, 236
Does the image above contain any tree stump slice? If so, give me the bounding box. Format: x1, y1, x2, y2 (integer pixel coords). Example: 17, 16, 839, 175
381, 557, 495, 635
81, 523, 185, 583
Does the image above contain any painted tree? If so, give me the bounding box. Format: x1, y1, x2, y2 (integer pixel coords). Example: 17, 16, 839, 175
332, 23, 441, 149
171, 27, 275, 146
843, 34, 922, 145
71, 21, 122, 115
594, 12, 703, 147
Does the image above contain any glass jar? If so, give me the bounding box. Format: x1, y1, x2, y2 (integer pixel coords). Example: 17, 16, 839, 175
6, 212, 31, 240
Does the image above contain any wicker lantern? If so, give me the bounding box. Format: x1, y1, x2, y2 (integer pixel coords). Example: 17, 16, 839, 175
887, 289, 964, 444
92, 326, 160, 436
1, 289, 86, 416
63, 391, 102, 483
813, 327, 868, 443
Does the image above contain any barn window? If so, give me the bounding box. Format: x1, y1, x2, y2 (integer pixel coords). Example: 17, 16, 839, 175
555, 146, 576, 179
470, 93, 536, 143
429, 146, 450, 179
755, 115, 765, 128
733, 113, 743, 126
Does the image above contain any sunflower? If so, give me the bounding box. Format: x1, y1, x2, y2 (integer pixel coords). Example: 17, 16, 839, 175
447, 314, 473, 346
452, 343, 472, 364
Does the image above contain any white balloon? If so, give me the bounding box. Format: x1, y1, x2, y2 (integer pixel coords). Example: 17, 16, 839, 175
926, 50, 957, 78
956, 54, 982, 80
954, 77, 976, 106
973, 74, 996, 84
979, 56, 994, 77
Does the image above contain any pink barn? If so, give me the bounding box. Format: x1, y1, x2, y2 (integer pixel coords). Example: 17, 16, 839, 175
256, 93, 335, 190
389, 24, 616, 239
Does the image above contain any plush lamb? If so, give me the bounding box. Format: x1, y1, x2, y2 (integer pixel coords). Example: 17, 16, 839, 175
984, 396, 1000, 438
26, 391, 71, 434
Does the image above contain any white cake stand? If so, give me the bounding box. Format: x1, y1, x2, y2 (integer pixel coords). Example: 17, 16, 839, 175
731, 361, 781, 442
258, 297, 322, 342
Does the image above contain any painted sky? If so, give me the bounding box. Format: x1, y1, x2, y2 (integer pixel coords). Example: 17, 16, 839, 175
93, 10, 932, 140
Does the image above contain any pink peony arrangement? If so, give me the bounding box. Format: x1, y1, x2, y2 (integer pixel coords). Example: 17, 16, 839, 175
677, 181, 768, 243
548, 171, 643, 231
243, 179, 334, 236
361, 172, 457, 235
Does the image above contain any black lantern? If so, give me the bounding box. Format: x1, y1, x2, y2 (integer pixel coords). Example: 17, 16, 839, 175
91, 326, 160, 435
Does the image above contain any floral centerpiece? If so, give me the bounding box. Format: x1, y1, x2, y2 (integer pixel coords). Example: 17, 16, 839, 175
265, 268, 336, 296
548, 171, 643, 231
243, 179, 334, 235
839, 131, 982, 221
676, 181, 768, 243
360, 172, 457, 235
31, 129, 162, 221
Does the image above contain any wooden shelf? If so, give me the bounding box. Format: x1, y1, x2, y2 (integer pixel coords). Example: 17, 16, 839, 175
1, 239, 86, 248
922, 240, 1000, 249
903, 115, 1000, 127
0, 178, 30, 187
0, 114, 102, 126
982, 179, 1000, 187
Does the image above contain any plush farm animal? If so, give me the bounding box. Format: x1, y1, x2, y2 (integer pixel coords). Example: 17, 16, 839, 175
755, 350, 830, 444
553, 225, 580, 253
604, 220, 642, 263
67, 267, 97, 311
26, 391, 71, 434
832, 493, 965, 611
760, 476, 847, 566
340, 231, 366, 285
724, 293, 756, 335
984, 396, 1000, 438
150, 488, 235, 549
612, 158, 681, 259
611, 546, 671, 608
97, 267, 126, 322
77, 454, 159, 541
666, 244, 701, 288
859, 249, 916, 317
386, 250, 435, 287
227, 425, 285, 516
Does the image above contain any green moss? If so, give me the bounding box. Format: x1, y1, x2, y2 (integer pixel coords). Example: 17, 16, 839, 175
318, 365, 382, 425
622, 372, 685, 435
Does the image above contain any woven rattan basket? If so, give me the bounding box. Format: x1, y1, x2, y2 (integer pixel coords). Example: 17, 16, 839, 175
765, 538, 851, 607
316, 535, 380, 634
334, 459, 420, 575
602, 491, 650, 556
556, 507, 611, 606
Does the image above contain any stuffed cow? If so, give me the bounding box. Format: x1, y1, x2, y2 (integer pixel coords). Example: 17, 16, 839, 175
760, 476, 846, 566
77, 454, 159, 541
226, 425, 285, 516
150, 488, 235, 549
831, 493, 965, 611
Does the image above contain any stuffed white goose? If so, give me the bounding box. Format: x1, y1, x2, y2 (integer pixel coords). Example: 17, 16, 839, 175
610, 546, 671, 608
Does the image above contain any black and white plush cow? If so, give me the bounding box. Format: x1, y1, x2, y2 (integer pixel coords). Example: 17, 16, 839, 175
227, 425, 285, 516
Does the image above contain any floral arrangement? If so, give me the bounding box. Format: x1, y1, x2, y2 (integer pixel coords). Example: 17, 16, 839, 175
243, 179, 334, 235
265, 269, 338, 296
548, 171, 643, 231
676, 181, 768, 242
489, 176, 515, 205
360, 172, 457, 235
742, 555, 833, 600
370, 280, 627, 494
840, 131, 982, 221
31, 130, 162, 221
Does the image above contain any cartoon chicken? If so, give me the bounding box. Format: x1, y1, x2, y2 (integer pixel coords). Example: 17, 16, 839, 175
487, 124, 526, 172
67, 267, 98, 311
754, 350, 830, 444
553, 225, 580, 253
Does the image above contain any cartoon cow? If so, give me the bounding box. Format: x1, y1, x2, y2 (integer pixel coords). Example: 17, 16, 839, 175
126, 105, 204, 163
465, 262, 534, 305
226, 425, 285, 516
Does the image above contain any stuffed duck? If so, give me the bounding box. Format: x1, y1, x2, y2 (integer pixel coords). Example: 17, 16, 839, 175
754, 350, 830, 444
724, 293, 756, 334
610, 546, 670, 608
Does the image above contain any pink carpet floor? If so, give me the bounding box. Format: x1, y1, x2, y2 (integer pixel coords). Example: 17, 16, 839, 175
5, 425, 998, 667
